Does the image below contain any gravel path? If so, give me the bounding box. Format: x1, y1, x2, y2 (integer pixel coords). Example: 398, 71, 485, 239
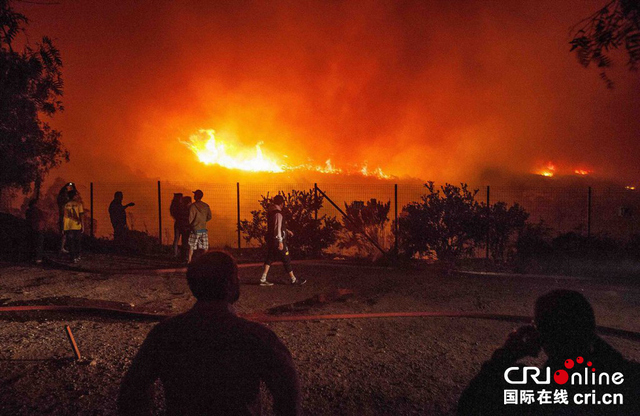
1, 254, 639, 415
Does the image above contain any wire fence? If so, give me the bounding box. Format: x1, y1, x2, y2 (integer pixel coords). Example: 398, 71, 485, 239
3, 182, 640, 252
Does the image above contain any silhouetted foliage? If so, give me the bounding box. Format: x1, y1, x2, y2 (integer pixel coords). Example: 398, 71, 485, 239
552, 232, 622, 260
240, 188, 341, 258
338, 198, 390, 259
481, 201, 529, 262
516, 221, 554, 260
570, 0, 640, 88
517, 225, 630, 262
398, 182, 483, 263
626, 233, 640, 259
0, 0, 67, 193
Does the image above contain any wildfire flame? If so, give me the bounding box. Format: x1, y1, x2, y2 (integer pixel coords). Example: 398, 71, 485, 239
535, 163, 595, 178
183, 130, 284, 173
537, 162, 556, 177
182, 129, 393, 179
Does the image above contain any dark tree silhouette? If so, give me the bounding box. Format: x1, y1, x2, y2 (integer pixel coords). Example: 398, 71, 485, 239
0, 0, 67, 194
570, 0, 640, 88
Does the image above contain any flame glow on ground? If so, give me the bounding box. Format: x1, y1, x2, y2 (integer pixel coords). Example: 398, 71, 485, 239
182, 129, 393, 179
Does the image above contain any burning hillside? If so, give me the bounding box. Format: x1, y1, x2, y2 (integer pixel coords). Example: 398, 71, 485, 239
182, 129, 393, 179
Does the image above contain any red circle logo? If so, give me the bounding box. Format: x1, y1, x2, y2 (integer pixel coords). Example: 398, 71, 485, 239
554, 369, 569, 384
564, 359, 574, 369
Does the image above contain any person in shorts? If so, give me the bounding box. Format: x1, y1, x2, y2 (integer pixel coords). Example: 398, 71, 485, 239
187, 189, 212, 263
259, 194, 305, 286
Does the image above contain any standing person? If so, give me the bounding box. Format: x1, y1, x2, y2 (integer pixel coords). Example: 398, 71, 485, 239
62, 190, 84, 263
109, 191, 135, 242
170, 193, 183, 257
25, 198, 46, 264
56, 182, 76, 253
260, 194, 305, 286
177, 195, 192, 261
187, 190, 211, 263
118, 251, 301, 416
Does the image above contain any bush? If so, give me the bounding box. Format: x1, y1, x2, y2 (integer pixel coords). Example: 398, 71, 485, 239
482, 201, 529, 262
337, 198, 390, 259
517, 226, 625, 262
0, 212, 32, 261
516, 221, 554, 260
551, 232, 621, 260
398, 182, 483, 264
240, 188, 341, 258
626, 234, 640, 260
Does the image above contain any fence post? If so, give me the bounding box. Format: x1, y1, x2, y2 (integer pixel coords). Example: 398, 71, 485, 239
314, 183, 318, 221
90, 182, 94, 238
157, 180, 162, 244
587, 186, 592, 238
485, 185, 490, 260
394, 184, 398, 253
237, 182, 241, 249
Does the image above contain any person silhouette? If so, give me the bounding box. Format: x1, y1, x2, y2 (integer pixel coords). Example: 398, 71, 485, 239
175, 195, 192, 262
458, 290, 639, 415
62, 190, 84, 263
187, 189, 212, 263
118, 251, 301, 416
259, 194, 305, 286
170, 193, 183, 258
108, 191, 135, 241
57, 182, 77, 253
25, 198, 46, 264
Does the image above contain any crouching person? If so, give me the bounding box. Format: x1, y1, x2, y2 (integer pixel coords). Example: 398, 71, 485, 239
118, 251, 301, 416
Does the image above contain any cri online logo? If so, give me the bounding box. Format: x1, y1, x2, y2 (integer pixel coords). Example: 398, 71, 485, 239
505, 356, 625, 386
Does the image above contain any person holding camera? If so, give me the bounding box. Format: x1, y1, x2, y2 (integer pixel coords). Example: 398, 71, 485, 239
458, 290, 640, 415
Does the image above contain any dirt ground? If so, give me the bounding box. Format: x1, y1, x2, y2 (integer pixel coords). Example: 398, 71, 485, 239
0, 254, 639, 415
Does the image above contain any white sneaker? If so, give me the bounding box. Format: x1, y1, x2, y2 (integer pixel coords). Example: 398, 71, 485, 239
260, 280, 274, 287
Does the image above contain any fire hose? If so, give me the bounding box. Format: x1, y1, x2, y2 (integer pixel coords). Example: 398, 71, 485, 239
1, 305, 638, 342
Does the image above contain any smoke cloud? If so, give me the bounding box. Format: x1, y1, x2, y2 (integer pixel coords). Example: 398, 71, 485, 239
17, 0, 640, 185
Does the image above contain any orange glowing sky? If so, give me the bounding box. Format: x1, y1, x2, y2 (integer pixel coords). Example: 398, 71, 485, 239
15, 0, 640, 185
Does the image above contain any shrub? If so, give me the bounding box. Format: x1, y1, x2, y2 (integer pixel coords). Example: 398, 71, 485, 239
626, 234, 640, 260
482, 201, 529, 262
0, 213, 32, 261
516, 221, 554, 260
338, 198, 390, 259
240, 188, 341, 258
398, 182, 483, 263
551, 232, 621, 260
